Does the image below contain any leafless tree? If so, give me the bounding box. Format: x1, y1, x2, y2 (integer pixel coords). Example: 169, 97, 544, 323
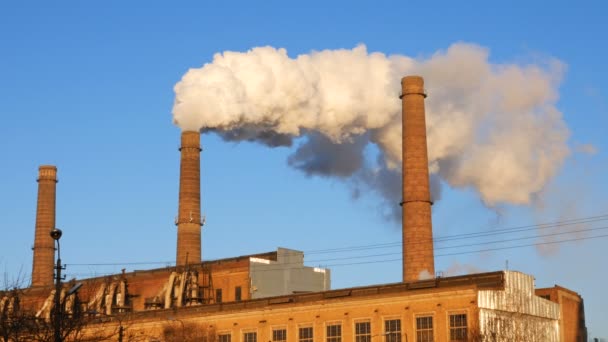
163, 321, 216, 342
470, 311, 557, 342
0, 274, 133, 342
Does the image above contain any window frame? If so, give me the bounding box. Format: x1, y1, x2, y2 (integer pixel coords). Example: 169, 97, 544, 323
325, 321, 342, 342
447, 311, 468, 342
215, 288, 223, 303
235, 286, 242, 301
383, 317, 402, 342
217, 331, 231, 342
298, 324, 314, 342
354, 319, 371, 342
271, 326, 287, 342
242, 329, 257, 342
414, 314, 434, 342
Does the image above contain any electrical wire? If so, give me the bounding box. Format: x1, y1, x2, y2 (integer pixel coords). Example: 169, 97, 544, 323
63, 231, 608, 277
303, 214, 608, 254
67, 212, 608, 268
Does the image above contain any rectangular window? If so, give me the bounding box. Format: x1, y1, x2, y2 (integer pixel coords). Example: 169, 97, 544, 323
355, 321, 371, 342
299, 326, 313, 342
449, 314, 467, 341
243, 331, 257, 342
216, 289, 222, 303
385, 319, 401, 342
326, 323, 341, 342
416, 316, 433, 342
218, 334, 231, 342
235, 286, 242, 301
272, 328, 287, 342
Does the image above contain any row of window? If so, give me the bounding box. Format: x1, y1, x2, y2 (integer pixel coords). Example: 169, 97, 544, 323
216, 314, 467, 342
215, 286, 242, 303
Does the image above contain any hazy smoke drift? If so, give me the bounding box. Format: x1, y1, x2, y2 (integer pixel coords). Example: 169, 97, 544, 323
173, 43, 569, 217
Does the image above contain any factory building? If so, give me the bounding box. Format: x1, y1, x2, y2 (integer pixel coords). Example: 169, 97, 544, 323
26, 248, 330, 316
83, 270, 571, 341
1, 76, 587, 341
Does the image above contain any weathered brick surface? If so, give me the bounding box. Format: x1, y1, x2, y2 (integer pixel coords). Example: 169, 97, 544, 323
107, 279, 483, 342
31, 165, 57, 287
536, 286, 587, 342
176, 131, 202, 266
21, 257, 255, 313
401, 76, 434, 282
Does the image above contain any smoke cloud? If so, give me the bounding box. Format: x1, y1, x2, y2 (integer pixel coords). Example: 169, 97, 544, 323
444, 261, 485, 277
173, 43, 570, 219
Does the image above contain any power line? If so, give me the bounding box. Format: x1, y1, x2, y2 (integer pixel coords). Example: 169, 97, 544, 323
435, 233, 608, 257
303, 225, 608, 263
63, 214, 608, 266
321, 233, 608, 268
436, 215, 608, 242
65, 232, 608, 276
68, 261, 172, 267
67, 214, 608, 268
436, 225, 608, 250
303, 214, 608, 254
65, 232, 608, 278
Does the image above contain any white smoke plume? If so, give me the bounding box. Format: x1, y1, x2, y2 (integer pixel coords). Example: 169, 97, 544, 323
444, 261, 485, 277
418, 270, 434, 280
173, 43, 570, 220
575, 143, 598, 156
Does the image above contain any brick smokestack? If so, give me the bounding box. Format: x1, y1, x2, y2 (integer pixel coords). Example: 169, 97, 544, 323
401, 76, 435, 282
176, 131, 202, 266
31, 165, 57, 287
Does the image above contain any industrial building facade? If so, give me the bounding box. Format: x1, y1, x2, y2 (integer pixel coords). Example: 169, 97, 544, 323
1, 76, 587, 341
77, 270, 581, 341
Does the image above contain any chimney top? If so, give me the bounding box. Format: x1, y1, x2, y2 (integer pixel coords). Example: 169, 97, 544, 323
37, 165, 57, 182
180, 131, 201, 150
401, 76, 426, 98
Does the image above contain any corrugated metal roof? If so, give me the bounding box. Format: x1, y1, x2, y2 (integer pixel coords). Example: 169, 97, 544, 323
478, 271, 560, 319
477, 271, 560, 341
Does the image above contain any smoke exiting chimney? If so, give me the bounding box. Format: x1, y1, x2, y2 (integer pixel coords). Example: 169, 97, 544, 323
31, 165, 57, 287
176, 131, 202, 266
401, 76, 435, 282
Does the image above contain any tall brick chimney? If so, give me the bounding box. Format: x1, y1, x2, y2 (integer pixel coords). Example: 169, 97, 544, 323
176, 131, 202, 266
401, 76, 435, 282
31, 165, 57, 287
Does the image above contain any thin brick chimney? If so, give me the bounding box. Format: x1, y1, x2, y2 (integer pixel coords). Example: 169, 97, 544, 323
176, 131, 202, 266
400, 76, 435, 282
31, 165, 57, 287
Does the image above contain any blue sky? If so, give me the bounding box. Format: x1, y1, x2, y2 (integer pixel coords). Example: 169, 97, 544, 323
1, 0, 606, 338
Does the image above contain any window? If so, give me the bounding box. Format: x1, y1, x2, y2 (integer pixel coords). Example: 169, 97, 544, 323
216, 289, 222, 303
243, 331, 257, 342
235, 286, 242, 301
416, 316, 433, 342
218, 333, 231, 342
355, 321, 371, 342
273, 328, 287, 342
299, 326, 313, 342
449, 314, 467, 341
385, 319, 401, 342
326, 323, 341, 342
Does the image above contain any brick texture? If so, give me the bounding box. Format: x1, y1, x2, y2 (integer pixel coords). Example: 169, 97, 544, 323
176, 131, 202, 266
536, 286, 587, 342
31, 165, 57, 287
401, 76, 435, 282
